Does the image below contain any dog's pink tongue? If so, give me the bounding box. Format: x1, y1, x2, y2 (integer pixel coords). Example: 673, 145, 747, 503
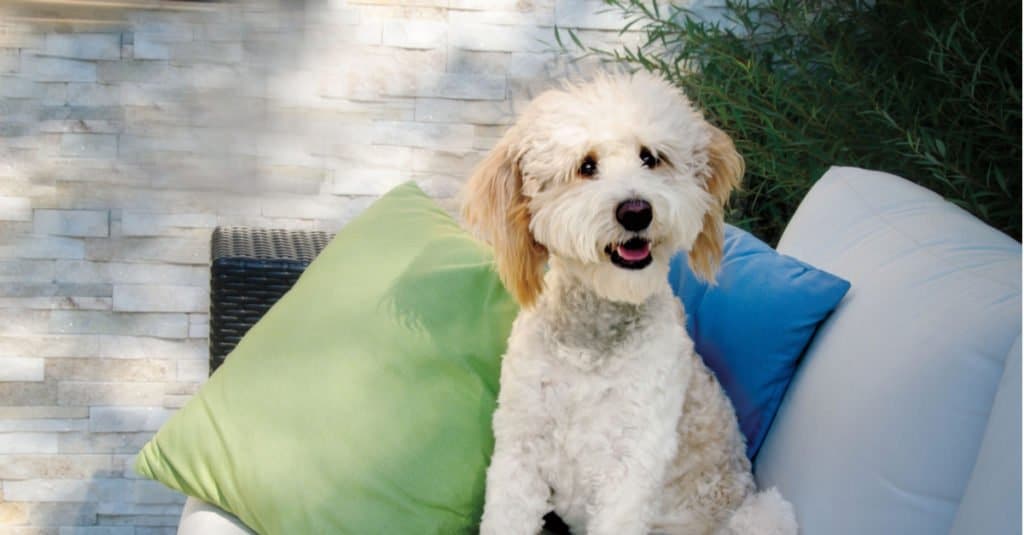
617, 242, 651, 261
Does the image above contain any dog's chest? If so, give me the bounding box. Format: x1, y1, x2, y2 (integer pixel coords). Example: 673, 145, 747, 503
531, 322, 687, 526
538, 360, 647, 526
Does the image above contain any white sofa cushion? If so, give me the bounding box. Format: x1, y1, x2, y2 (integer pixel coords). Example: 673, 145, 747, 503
950, 334, 1021, 535
178, 497, 255, 535
755, 167, 1021, 534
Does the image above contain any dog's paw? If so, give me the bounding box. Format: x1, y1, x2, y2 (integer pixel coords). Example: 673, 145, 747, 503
723, 487, 797, 535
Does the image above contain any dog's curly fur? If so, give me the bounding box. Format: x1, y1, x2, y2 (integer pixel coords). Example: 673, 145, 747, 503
462, 72, 797, 535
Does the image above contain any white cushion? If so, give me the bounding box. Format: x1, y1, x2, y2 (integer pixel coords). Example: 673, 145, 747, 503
178, 497, 255, 535
950, 334, 1021, 535
755, 167, 1021, 534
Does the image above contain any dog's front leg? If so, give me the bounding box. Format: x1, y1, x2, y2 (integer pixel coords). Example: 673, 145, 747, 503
480, 369, 551, 535
480, 437, 549, 535
586, 452, 666, 535
587, 387, 686, 535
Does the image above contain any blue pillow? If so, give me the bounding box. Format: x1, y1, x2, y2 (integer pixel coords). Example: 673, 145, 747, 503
669, 225, 850, 460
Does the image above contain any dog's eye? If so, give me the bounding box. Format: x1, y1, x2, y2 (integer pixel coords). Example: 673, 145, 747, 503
639, 146, 660, 169
579, 155, 597, 178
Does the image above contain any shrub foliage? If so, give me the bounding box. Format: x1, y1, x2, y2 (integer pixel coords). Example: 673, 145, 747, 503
560, 0, 1021, 244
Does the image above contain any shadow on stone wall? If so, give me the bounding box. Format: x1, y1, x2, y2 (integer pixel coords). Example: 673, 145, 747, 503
0, 0, 634, 530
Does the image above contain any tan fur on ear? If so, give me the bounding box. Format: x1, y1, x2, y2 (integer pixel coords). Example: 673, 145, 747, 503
689, 125, 743, 283
462, 129, 548, 308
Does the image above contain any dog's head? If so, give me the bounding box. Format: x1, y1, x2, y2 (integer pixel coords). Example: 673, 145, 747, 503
463, 72, 742, 307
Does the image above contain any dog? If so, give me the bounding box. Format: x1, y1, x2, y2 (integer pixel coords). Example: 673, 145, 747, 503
461, 72, 798, 535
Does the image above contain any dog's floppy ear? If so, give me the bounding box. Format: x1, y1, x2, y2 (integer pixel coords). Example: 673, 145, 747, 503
462, 127, 548, 308
689, 124, 742, 283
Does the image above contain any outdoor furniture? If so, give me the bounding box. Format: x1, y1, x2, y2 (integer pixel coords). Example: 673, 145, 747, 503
179, 167, 1021, 535
209, 227, 332, 372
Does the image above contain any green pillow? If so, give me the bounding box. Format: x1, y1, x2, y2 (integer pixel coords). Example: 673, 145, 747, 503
135, 182, 518, 534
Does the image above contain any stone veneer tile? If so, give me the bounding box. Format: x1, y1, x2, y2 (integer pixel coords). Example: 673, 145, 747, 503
48, 311, 188, 338
0, 357, 45, 382
42, 34, 121, 61
0, 433, 59, 454
0, 196, 32, 222
45, 358, 174, 383
112, 285, 208, 313
0, 454, 113, 480
88, 406, 171, 432
58, 382, 166, 406
33, 210, 109, 238
28, 56, 97, 83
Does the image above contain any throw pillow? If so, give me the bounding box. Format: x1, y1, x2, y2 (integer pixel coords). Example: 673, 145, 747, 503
669, 225, 851, 460
135, 182, 518, 534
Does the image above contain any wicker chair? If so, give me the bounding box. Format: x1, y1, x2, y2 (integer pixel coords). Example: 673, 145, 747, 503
208, 227, 332, 372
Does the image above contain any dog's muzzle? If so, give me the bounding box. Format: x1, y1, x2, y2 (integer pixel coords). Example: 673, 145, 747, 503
606, 237, 652, 269
607, 199, 654, 269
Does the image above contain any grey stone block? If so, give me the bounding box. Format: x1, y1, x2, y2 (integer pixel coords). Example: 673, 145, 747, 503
382, 19, 447, 49
371, 120, 476, 150
43, 33, 122, 61
0, 418, 88, 432
96, 335, 206, 360
0, 357, 46, 381
0, 454, 112, 486
58, 430, 152, 454
66, 83, 122, 107
38, 120, 123, 134
59, 134, 118, 159
55, 261, 206, 286
0, 48, 20, 73
386, 72, 507, 100
132, 34, 171, 60
555, 0, 630, 30
450, 7, 555, 27
0, 196, 32, 221
0, 296, 112, 310
508, 51, 559, 78
449, 23, 550, 52
84, 237, 208, 265
328, 144, 414, 170
60, 381, 166, 406
446, 49, 511, 76
96, 61, 172, 83
176, 359, 208, 382
0, 75, 36, 98
112, 284, 208, 313
0, 406, 90, 419
33, 210, 110, 238
60, 527, 134, 535
29, 56, 98, 83
48, 310, 189, 338
0, 334, 94, 359
22, 500, 100, 527
170, 41, 244, 64
415, 98, 514, 125
46, 358, 174, 383
0, 380, 58, 406
5, 477, 132, 502
120, 212, 217, 237
450, 0, 551, 9
0, 433, 59, 454
89, 406, 172, 432
0, 236, 86, 260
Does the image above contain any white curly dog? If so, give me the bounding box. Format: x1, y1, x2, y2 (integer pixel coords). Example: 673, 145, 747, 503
462, 72, 798, 535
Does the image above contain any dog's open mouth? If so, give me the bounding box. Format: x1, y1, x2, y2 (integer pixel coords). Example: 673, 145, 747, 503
606, 238, 653, 269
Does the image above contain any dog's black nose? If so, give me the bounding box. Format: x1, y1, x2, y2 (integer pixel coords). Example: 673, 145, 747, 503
616, 199, 652, 231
